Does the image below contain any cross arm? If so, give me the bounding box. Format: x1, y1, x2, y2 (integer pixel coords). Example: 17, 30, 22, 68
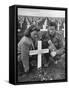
29, 49, 49, 55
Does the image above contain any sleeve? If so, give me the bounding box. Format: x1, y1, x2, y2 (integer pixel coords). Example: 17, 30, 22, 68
21, 43, 29, 65
58, 33, 65, 48
56, 33, 65, 55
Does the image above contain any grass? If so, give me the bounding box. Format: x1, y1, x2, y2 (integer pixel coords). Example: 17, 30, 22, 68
18, 58, 65, 82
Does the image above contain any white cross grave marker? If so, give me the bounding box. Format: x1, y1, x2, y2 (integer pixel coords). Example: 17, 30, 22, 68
40, 18, 48, 31
57, 22, 60, 31
62, 22, 65, 38
29, 40, 49, 68
26, 17, 31, 29
27, 23, 30, 29
19, 21, 23, 28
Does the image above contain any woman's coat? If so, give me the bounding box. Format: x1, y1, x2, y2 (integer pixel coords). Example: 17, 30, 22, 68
18, 36, 34, 72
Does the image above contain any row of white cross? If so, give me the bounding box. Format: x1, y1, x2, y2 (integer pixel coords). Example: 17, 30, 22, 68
27, 19, 65, 38
18, 18, 65, 38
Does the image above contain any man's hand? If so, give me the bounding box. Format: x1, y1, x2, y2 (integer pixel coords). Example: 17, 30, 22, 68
48, 40, 56, 51
50, 51, 56, 57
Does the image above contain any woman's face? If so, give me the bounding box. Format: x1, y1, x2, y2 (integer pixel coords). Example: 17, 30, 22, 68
31, 31, 39, 41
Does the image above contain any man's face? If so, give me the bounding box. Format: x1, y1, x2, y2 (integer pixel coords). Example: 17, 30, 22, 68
48, 26, 56, 36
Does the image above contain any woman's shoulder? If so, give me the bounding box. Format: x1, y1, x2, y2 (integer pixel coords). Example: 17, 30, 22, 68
18, 36, 32, 47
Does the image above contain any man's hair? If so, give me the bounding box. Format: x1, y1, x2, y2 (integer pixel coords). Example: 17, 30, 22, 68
24, 25, 40, 37
49, 21, 57, 29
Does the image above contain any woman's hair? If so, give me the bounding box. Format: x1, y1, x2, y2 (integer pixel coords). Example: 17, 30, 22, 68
24, 25, 40, 37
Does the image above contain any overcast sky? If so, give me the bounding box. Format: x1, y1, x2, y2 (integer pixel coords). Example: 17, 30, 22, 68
18, 8, 65, 18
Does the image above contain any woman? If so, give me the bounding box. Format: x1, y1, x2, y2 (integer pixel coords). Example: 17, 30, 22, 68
18, 25, 40, 73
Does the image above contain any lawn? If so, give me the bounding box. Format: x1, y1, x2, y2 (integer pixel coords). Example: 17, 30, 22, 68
18, 58, 65, 82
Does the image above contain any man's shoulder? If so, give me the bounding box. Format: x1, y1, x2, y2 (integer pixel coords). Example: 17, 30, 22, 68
56, 30, 63, 36
55, 31, 62, 39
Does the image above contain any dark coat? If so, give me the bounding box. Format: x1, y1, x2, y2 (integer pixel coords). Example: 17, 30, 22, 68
42, 31, 65, 64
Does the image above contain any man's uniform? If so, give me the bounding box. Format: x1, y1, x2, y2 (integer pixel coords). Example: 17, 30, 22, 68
42, 30, 65, 67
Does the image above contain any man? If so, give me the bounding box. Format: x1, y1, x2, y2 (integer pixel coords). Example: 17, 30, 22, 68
42, 21, 65, 67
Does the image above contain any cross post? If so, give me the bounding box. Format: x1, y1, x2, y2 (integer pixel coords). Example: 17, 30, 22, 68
29, 40, 49, 68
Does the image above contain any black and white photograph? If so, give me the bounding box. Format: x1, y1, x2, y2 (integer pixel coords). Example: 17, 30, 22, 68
17, 7, 67, 83
0, 0, 69, 89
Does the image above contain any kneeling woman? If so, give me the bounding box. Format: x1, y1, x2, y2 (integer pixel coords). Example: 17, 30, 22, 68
18, 25, 40, 73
